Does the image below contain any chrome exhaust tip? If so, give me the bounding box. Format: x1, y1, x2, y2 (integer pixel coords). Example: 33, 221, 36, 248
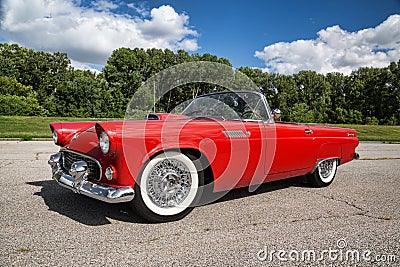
353, 153, 360, 160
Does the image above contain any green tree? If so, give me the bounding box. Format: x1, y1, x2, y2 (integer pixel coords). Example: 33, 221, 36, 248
0, 76, 33, 97
53, 70, 104, 117
0, 95, 48, 116
287, 103, 315, 123
293, 71, 331, 123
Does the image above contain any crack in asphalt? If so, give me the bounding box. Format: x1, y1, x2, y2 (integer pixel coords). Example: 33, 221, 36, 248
2, 197, 395, 255
299, 188, 395, 222
34, 151, 53, 160
125, 188, 397, 243
139, 201, 396, 244
0, 162, 13, 169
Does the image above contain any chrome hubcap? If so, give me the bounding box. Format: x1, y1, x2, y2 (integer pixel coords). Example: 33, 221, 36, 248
319, 159, 335, 179
147, 159, 192, 208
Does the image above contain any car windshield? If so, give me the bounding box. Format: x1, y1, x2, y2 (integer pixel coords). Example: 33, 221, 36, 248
181, 91, 270, 121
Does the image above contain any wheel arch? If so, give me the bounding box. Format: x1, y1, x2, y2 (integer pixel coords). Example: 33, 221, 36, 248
316, 142, 342, 166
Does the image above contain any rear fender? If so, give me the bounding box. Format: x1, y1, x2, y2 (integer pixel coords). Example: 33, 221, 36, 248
316, 143, 341, 163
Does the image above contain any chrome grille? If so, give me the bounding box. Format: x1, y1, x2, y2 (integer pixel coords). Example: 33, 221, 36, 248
61, 150, 101, 181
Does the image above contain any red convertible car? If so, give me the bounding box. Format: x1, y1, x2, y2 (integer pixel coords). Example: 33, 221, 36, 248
48, 91, 359, 222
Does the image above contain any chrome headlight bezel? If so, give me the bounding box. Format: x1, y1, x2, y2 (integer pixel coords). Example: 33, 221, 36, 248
52, 130, 58, 144
99, 131, 110, 154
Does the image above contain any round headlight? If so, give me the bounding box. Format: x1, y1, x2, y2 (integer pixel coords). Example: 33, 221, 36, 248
99, 131, 110, 154
52, 131, 58, 144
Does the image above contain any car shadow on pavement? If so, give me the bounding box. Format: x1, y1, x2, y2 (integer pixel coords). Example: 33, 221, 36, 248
27, 176, 305, 226
199, 176, 305, 206
27, 180, 149, 225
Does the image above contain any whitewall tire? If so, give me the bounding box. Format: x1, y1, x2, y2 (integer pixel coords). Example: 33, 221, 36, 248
307, 158, 338, 187
131, 151, 204, 222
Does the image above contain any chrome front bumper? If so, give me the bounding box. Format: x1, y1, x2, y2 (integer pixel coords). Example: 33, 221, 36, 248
48, 153, 134, 203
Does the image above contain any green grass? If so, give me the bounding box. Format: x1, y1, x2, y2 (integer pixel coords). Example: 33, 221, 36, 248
325, 124, 400, 142
0, 116, 115, 140
0, 116, 399, 142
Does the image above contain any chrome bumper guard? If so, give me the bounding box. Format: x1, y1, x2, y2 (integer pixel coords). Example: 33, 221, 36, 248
48, 153, 134, 203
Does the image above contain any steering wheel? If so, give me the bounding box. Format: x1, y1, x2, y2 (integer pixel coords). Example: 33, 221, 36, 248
241, 110, 262, 120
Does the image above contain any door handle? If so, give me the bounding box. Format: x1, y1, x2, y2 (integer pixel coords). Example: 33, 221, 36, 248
304, 129, 313, 135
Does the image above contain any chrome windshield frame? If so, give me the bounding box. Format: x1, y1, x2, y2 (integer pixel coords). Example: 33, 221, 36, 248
182, 90, 273, 123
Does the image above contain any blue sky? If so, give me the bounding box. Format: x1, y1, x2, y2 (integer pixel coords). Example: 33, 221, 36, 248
173, 0, 400, 67
1, 0, 399, 74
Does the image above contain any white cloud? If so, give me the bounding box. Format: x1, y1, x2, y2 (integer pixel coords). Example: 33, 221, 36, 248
0, 0, 199, 68
255, 14, 400, 75
92, 0, 118, 12
127, 2, 150, 17
137, 5, 198, 48
70, 59, 102, 74
179, 39, 199, 51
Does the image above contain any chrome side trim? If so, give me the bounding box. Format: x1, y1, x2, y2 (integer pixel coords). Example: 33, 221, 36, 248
48, 153, 134, 203
222, 130, 249, 138
61, 148, 102, 181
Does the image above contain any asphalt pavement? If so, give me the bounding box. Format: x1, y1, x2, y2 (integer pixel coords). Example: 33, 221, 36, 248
0, 141, 399, 266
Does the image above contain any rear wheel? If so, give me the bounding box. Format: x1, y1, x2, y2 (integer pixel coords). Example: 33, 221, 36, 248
307, 158, 338, 187
131, 151, 204, 223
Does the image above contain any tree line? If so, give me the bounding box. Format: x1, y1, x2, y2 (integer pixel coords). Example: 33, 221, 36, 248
0, 43, 399, 125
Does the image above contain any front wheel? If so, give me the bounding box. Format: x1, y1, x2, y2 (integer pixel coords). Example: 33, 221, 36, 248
307, 158, 338, 187
130, 151, 204, 223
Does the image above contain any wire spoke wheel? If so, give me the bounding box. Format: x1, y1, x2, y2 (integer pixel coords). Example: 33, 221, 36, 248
147, 158, 192, 208
318, 159, 336, 183
131, 151, 204, 222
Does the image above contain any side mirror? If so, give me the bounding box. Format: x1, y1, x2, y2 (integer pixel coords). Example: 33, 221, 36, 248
272, 108, 281, 121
